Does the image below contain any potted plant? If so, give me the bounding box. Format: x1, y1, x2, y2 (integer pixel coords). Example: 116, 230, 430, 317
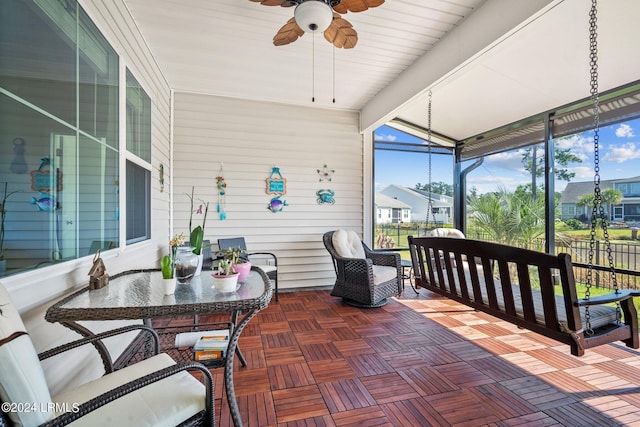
0, 182, 18, 274
212, 259, 239, 293
160, 254, 176, 295
219, 246, 251, 282
187, 186, 209, 276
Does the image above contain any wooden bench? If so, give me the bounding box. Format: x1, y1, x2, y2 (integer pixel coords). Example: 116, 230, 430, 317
408, 236, 640, 356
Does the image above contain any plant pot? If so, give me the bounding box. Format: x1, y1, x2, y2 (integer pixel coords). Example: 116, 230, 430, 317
212, 273, 239, 293
175, 247, 198, 284
194, 253, 204, 277
234, 261, 251, 282
162, 277, 177, 295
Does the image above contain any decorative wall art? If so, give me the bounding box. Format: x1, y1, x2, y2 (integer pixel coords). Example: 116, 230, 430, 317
316, 164, 335, 205
159, 163, 165, 193
266, 166, 288, 213
316, 189, 335, 205
216, 164, 227, 220
317, 164, 335, 182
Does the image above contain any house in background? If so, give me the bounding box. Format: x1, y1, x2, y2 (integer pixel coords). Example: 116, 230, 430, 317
375, 192, 411, 224
379, 184, 453, 225
560, 176, 640, 224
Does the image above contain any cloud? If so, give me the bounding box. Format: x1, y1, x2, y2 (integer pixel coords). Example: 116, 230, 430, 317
615, 124, 635, 138
556, 134, 592, 160
375, 133, 397, 142
604, 142, 640, 163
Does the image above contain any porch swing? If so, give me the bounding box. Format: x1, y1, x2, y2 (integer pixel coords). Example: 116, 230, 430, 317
409, 0, 640, 356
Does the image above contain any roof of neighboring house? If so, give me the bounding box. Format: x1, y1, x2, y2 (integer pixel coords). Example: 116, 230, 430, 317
560, 179, 614, 204
409, 188, 454, 204
375, 193, 411, 209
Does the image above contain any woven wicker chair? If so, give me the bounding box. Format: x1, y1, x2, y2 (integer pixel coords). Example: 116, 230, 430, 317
323, 230, 402, 308
0, 282, 215, 427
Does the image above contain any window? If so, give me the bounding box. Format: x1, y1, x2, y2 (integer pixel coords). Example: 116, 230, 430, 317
125, 70, 151, 244
0, 0, 150, 278
373, 125, 454, 249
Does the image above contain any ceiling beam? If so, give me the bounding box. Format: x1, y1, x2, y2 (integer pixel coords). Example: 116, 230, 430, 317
359, 0, 556, 134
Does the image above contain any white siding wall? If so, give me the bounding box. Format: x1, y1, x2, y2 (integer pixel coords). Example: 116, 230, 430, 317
172, 93, 363, 290
2, 0, 172, 395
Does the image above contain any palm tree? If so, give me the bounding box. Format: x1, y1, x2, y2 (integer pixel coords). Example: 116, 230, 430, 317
468, 186, 545, 248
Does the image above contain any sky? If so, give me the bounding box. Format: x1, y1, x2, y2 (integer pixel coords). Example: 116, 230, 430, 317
374, 117, 640, 195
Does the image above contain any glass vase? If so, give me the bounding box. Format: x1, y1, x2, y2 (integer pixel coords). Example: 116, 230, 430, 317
175, 246, 198, 284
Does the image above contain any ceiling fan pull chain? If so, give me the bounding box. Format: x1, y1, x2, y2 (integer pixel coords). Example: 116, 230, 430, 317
332, 45, 336, 103
312, 32, 316, 102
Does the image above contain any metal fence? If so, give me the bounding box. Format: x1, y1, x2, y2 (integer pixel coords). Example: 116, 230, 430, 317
377, 224, 640, 290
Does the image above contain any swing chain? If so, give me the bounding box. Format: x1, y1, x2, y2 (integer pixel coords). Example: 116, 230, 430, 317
426, 90, 437, 227
585, 0, 620, 333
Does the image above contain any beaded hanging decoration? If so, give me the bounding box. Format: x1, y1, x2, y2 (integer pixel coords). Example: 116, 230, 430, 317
216, 164, 227, 220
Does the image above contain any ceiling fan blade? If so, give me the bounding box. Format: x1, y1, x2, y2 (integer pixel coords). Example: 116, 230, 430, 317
332, 0, 384, 14
324, 15, 358, 49
273, 17, 304, 46
249, 0, 295, 7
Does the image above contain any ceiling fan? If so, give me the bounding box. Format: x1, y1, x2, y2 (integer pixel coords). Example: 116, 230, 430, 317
250, 0, 385, 49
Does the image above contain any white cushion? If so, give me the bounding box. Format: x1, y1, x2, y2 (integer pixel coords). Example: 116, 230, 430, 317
372, 265, 398, 285
425, 228, 465, 238
0, 282, 54, 426
332, 230, 366, 259
54, 353, 206, 427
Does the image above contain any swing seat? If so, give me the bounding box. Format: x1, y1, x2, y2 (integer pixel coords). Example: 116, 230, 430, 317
409, 236, 640, 356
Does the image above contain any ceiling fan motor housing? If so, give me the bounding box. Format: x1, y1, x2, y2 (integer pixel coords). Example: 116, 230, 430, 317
294, 0, 336, 33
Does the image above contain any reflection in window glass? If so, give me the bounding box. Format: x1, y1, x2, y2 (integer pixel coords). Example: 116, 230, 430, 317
126, 161, 150, 243
126, 70, 151, 162
0, 0, 120, 277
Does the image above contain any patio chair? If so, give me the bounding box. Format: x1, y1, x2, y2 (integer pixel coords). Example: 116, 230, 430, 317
217, 237, 279, 301
323, 230, 402, 308
0, 282, 215, 427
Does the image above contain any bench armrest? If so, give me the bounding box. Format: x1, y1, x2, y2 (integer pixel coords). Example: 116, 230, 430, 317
575, 289, 640, 306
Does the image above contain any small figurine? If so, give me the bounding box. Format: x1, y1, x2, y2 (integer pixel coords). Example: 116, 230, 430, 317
88, 250, 109, 290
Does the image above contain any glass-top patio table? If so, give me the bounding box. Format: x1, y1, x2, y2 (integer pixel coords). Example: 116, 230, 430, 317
45, 266, 273, 427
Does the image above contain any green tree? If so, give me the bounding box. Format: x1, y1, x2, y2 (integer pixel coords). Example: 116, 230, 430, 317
414, 181, 453, 196
577, 188, 622, 220
521, 142, 582, 183
469, 186, 545, 248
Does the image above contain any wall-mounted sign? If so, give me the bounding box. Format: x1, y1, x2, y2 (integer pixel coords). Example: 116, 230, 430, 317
265, 166, 287, 195
30, 157, 62, 192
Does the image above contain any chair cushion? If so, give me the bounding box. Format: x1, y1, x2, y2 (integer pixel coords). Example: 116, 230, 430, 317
372, 265, 398, 285
0, 282, 54, 426
54, 353, 206, 427
425, 228, 465, 238
332, 230, 366, 259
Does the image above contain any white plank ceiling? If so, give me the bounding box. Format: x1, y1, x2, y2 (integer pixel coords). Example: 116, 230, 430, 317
122, 0, 640, 142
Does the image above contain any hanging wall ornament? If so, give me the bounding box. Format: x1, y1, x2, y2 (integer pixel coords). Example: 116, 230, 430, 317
265, 166, 288, 213
216, 164, 227, 220
317, 164, 335, 182
316, 189, 335, 205
159, 163, 165, 193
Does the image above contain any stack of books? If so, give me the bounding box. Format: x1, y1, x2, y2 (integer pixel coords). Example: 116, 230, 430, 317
193, 333, 229, 362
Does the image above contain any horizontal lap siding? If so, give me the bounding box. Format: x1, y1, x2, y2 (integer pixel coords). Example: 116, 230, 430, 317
173, 93, 362, 290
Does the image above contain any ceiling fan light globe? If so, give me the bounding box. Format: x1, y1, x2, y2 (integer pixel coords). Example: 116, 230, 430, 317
294, 1, 333, 34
